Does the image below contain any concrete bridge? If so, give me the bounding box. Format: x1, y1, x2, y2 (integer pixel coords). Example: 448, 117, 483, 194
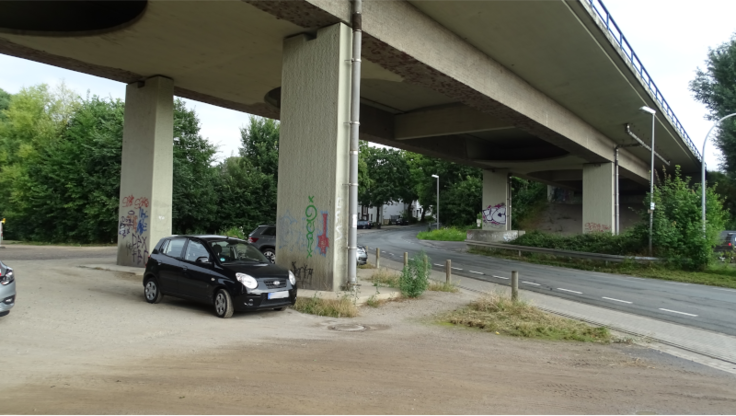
0, 0, 701, 290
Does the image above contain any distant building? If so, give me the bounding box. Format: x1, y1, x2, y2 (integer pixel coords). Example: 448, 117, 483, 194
359, 200, 429, 224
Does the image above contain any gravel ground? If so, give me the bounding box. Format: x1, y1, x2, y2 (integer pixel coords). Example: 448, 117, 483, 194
2, 245, 736, 414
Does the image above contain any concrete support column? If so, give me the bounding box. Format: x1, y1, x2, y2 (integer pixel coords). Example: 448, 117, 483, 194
116, 76, 174, 267
482, 169, 509, 231
582, 163, 615, 234
275, 24, 352, 291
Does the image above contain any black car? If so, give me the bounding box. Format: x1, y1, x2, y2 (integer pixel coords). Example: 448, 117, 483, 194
357, 220, 372, 229
143, 235, 297, 318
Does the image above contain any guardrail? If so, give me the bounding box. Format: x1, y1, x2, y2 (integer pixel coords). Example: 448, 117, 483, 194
584, 0, 702, 162
466, 240, 662, 263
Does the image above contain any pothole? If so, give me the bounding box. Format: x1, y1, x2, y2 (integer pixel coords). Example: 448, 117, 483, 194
329, 324, 368, 332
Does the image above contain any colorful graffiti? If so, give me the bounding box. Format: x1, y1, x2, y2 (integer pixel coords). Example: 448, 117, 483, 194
119, 194, 150, 266
335, 196, 343, 242
305, 196, 318, 258
317, 212, 330, 256
482, 203, 507, 226
291, 262, 314, 287
584, 222, 611, 233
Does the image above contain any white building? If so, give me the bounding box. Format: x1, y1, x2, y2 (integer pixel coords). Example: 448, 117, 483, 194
359, 200, 429, 224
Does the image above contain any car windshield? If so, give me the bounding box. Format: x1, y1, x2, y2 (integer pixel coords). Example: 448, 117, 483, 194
209, 240, 268, 264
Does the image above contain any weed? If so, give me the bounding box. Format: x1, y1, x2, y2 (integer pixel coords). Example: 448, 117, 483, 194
400, 251, 430, 298
443, 292, 611, 343
371, 268, 401, 288
358, 263, 377, 269
417, 227, 467, 242
365, 295, 382, 308
291, 294, 359, 318
428, 280, 459, 293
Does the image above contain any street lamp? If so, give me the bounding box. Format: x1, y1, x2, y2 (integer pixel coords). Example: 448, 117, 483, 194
702, 113, 736, 235
431, 174, 439, 230
640, 106, 656, 257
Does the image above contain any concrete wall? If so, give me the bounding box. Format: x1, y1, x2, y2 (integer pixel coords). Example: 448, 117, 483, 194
582, 163, 614, 234
116, 76, 174, 267
274, 23, 351, 291
482, 169, 509, 231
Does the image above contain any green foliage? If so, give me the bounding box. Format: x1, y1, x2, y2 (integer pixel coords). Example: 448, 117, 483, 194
416, 227, 468, 242
513, 230, 643, 256
690, 35, 736, 172
511, 178, 548, 229
630, 167, 727, 270
0, 87, 11, 121
399, 251, 430, 298
359, 143, 415, 223
708, 170, 736, 228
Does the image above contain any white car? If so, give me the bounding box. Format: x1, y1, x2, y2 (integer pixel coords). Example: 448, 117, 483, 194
0, 260, 15, 317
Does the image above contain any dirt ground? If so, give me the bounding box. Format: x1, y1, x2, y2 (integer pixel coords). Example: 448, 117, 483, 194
2, 245, 736, 414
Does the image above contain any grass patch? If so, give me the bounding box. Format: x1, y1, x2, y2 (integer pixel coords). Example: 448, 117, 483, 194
428, 280, 459, 293
370, 268, 400, 288
291, 295, 359, 318
469, 246, 736, 290
416, 227, 468, 242
443, 292, 611, 342
3, 241, 116, 247
358, 263, 377, 269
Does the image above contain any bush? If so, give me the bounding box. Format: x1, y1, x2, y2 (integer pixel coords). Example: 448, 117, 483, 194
512, 230, 643, 256
399, 251, 430, 298
219, 226, 246, 240
417, 227, 467, 241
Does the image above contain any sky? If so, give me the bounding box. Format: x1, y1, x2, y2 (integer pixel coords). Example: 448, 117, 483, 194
0, 0, 735, 167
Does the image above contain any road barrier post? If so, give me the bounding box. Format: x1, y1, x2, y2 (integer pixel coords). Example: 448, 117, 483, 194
404, 252, 408, 267
376, 248, 380, 269
511, 271, 519, 301
446, 259, 451, 284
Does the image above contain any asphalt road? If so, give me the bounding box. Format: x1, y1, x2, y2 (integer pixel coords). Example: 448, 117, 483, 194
359, 226, 736, 337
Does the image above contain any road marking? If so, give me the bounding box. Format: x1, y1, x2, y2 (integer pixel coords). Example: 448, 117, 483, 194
434, 263, 443, 267
716, 288, 736, 293
492, 275, 509, 280
557, 288, 582, 295
469, 270, 484, 275
451, 267, 463, 271
659, 308, 698, 317
522, 281, 540, 286
602, 296, 632, 304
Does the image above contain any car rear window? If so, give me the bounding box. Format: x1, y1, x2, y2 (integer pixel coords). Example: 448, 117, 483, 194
262, 226, 276, 236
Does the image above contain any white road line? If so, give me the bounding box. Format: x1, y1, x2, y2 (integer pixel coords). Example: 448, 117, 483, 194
602, 296, 632, 304
492, 275, 509, 280
522, 281, 540, 286
434, 263, 443, 267
716, 288, 736, 293
469, 271, 484, 275
659, 308, 698, 317
451, 267, 463, 271
557, 288, 583, 295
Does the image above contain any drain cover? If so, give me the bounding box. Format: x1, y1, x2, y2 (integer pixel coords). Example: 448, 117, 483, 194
329, 324, 368, 332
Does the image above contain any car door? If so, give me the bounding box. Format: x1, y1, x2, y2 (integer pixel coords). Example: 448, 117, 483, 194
158, 237, 187, 295
180, 238, 220, 301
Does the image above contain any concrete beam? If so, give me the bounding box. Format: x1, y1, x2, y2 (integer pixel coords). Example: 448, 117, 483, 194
395, 104, 513, 140
117, 76, 174, 267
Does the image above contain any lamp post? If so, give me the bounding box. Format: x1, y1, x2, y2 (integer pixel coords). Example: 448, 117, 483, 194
431, 174, 439, 230
640, 106, 656, 257
702, 113, 736, 235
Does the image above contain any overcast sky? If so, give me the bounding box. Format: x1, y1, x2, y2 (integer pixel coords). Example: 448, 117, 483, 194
1, 0, 735, 168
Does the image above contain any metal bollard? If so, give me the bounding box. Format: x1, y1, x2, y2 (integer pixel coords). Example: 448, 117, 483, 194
376, 247, 380, 269
446, 259, 451, 284
511, 270, 519, 301
404, 252, 408, 267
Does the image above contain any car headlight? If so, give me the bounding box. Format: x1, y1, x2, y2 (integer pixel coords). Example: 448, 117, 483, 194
0, 270, 13, 286
236, 273, 258, 289
288, 270, 296, 285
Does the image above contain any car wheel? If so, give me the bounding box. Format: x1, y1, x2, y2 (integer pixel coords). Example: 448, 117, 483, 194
214, 289, 234, 318
262, 248, 276, 264
144, 277, 163, 304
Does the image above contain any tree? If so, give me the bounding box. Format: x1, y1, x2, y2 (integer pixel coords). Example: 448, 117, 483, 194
0, 88, 11, 121
691, 35, 736, 172
359, 145, 415, 224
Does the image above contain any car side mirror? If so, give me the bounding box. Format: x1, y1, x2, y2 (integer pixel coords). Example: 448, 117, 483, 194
196, 256, 211, 265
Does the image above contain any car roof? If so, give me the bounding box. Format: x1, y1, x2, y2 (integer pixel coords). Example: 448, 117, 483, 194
164, 234, 248, 242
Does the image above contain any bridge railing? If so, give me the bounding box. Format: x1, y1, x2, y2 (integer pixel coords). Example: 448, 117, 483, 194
584, 0, 702, 162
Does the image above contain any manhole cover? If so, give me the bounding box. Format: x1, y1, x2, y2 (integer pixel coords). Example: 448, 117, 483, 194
329, 324, 368, 332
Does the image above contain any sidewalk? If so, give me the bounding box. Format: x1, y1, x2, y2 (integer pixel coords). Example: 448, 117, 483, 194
372, 253, 736, 375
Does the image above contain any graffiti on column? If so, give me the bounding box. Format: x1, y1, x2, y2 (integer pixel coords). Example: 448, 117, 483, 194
119, 194, 150, 266
305, 196, 318, 258
317, 211, 330, 256
482, 203, 507, 226
291, 261, 314, 287
584, 222, 611, 233
335, 195, 343, 242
